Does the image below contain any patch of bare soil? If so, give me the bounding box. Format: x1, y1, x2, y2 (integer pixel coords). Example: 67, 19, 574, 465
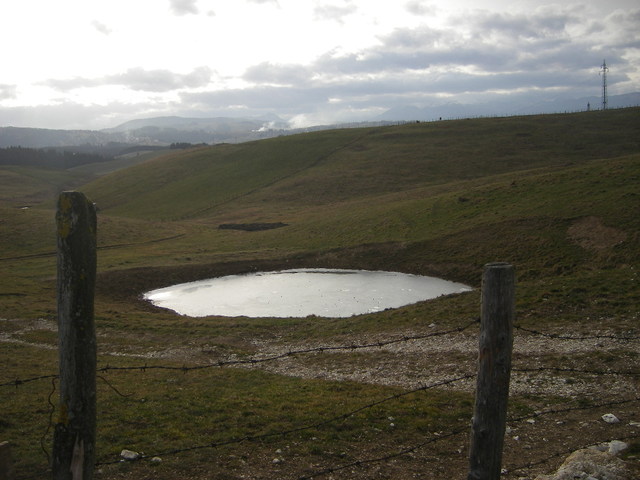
567, 216, 628, 251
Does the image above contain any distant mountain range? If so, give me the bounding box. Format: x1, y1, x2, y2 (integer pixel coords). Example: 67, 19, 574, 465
101, 114, 290, 144
1, 93, 638, 151
0, 115, 291, 150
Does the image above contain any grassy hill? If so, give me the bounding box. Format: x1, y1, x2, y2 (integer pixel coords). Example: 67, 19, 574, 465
76, 109, 640, 287
1, 108, 639, 479
83, 109, 640, 219
2, 107, 638, 332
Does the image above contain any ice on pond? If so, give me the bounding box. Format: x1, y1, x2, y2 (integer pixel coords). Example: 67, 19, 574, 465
144, 268, 472, 318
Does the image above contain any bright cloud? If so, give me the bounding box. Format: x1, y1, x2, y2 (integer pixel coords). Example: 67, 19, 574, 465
169, 0, 199, 16
0, 0, 638, 129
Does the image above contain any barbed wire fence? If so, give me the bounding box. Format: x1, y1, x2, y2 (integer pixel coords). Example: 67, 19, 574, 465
2, 194, 640, 479
5, 323, 640, 390
1, 321, 478, 389
3, 319, 639, 479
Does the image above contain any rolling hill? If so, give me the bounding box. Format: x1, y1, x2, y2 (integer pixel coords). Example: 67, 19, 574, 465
0, 115, 290, 149
84, 108, 640, 218
1, 107, 639, 480
77, 108, 640, 288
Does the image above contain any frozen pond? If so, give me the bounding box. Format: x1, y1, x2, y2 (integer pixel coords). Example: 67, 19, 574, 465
144, 268, 471, 318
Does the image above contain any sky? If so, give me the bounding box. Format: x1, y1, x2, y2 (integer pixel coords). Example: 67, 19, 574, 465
0, 0, 638, 130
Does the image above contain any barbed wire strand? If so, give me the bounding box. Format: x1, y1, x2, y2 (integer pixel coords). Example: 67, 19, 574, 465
508, 395, 640, 424
514, 325, 640, 341
95, 373, 475, 466
1, 320, 477, 388
5, 320, 638, 478
297, 428, 469, 480
39, 377, 56, 466
101, 390, 635, 469
512, 366, 640, 377
99, 320, 478, 374
97, 374, 135, 398
0, 373, 59, 388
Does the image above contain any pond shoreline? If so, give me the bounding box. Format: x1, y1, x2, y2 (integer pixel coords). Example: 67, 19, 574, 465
143, 268, 472, 318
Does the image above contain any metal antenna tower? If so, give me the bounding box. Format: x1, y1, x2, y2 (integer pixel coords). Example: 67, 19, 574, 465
600, 59, 609, 110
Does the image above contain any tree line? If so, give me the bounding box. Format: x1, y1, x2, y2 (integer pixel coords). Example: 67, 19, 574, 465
0, 146, 108, 169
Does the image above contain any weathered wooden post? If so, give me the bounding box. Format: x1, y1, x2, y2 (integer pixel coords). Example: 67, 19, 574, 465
468, 262, 515, 480
0, 441, 16, 480
53, 192, 97, 480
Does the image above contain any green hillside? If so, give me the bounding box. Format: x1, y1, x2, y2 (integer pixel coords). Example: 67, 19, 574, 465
83, 109, 640, 221
2, 107, 638, 311
1, 108, 639, 479
2, 107, 639, 306
74, 108, 640, 284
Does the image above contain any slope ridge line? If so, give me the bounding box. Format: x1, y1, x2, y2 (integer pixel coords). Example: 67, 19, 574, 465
181, 129, 376, 219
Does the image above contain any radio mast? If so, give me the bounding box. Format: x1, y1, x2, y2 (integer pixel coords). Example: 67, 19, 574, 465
600, 60, 609, 110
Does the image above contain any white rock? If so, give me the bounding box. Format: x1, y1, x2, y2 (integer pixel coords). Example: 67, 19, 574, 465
120, 449, 140, 461
533, 448, 630, 480
602, 413, 620, 424
608, 440, 628, 455
150, 457, 162, 463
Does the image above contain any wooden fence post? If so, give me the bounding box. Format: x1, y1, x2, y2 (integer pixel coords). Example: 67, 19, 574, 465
468, 262, 515, 480
52, 192, 97, 480
0, 441, 16, 480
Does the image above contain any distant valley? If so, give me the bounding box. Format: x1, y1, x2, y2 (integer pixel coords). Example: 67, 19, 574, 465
0, 115, 292, 151
1, 92, 638, 154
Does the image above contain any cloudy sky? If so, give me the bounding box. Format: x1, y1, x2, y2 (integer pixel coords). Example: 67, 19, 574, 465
1, 0, 638, 130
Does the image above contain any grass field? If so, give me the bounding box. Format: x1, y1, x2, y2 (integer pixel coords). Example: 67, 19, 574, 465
1, 108, 639, 479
